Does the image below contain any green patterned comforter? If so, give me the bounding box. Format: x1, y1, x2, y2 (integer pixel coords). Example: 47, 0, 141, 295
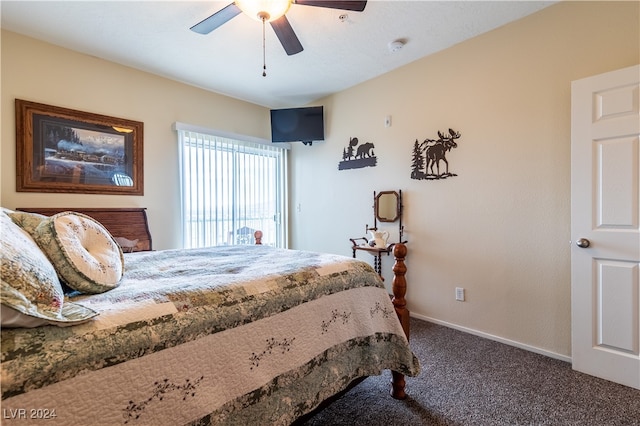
1, 245, 420, 425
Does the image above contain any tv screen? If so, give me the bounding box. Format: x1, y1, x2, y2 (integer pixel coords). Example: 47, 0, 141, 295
270, 106, 324, 145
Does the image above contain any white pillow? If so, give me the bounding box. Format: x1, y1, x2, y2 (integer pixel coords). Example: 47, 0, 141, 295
114, 236, 139, 253
0, 211, 97, 327
34, 212, 124, 294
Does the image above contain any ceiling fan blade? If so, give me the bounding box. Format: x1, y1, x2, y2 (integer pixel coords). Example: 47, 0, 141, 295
190, 3, 242, 34
294, 0, 367, 12
270, 15, 304, 56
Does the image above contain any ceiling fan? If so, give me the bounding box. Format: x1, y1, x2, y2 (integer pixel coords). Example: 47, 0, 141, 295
191, 1, 368, 56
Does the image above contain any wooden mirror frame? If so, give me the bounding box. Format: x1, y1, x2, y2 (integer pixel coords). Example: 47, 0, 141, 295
375, 190, 400, 222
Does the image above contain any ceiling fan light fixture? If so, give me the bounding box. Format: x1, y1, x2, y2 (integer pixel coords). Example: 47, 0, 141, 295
236, 0, 292, 22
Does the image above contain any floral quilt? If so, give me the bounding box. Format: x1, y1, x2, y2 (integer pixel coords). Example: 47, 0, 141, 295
1, 245, 420, 425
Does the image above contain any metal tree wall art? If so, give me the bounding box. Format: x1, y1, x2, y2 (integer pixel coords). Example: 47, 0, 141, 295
410, 128, 461, 180
338, 137, 377, 170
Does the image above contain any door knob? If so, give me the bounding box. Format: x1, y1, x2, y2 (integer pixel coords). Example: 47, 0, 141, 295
576, 238, 590, 248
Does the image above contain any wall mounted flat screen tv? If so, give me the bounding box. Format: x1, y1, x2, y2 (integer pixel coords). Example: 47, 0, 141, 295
270, 106, 324, 145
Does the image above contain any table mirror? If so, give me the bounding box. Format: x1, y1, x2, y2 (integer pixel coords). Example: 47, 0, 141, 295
375, 191, 400, 222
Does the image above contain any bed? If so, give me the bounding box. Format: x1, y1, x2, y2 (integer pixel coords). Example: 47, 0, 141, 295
1, 207, 419, 425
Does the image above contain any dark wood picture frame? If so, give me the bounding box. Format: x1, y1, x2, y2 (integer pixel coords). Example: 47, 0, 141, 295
15, 99, 144, 195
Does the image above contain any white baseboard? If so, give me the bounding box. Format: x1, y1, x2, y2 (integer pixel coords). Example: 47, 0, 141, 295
410, 312, 572, 364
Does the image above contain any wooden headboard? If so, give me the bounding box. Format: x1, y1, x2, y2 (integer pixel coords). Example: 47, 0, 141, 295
17, 207, 152, 252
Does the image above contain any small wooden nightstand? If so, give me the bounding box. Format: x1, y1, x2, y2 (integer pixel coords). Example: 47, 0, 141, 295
349, 239, 396, 278
349, 190, 406, 280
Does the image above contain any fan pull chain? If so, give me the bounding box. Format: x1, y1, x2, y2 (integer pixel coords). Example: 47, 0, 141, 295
262, 17, 267, 77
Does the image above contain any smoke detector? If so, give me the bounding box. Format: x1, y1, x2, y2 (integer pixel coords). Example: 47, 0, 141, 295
388, 39, 405, 53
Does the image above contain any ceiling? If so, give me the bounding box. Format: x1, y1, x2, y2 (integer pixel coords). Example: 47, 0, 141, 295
1, 1, 556, 109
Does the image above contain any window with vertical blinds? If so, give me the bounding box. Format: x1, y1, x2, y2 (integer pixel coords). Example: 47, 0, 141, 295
176, 124, 288, 249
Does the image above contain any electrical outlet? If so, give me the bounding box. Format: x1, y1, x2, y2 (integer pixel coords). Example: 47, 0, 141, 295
455, 287, 465, 301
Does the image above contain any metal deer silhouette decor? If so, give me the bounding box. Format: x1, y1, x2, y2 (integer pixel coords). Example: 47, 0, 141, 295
338, 137, 377, 170
410, 128, 461, 180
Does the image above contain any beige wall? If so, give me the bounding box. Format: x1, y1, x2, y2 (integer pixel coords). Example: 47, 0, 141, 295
289, 1, 639, 359
1, 30, 271, 250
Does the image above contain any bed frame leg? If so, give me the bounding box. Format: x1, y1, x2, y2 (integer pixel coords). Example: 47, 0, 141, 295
390, 242, 409, 399
391, 371, 407, 400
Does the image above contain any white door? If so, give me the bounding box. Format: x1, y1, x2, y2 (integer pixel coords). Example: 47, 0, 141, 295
571, 64, 640, 389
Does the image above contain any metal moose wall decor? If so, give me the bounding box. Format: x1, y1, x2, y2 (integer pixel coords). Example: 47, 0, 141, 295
338, 137, 377, 170
410, 128, 461, 180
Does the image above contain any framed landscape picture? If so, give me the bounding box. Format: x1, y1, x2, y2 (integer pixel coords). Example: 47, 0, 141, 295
15, 99, 144, 195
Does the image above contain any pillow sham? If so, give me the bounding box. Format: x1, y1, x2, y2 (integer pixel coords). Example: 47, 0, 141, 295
0, 211, 97, 327
34, 211, 124, 294
6, 209, 47, 234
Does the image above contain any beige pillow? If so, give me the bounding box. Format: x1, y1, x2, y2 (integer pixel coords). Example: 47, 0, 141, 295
0, 211, 97, 327
6, 209, 47, 234
34, 212, 124, 294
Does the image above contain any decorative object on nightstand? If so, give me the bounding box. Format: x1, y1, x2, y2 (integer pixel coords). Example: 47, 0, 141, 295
350, 190, 406, 278
369, 229, 389, 248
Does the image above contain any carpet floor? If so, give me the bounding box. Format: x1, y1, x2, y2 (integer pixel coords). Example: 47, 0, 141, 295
298, 318, 640, 425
